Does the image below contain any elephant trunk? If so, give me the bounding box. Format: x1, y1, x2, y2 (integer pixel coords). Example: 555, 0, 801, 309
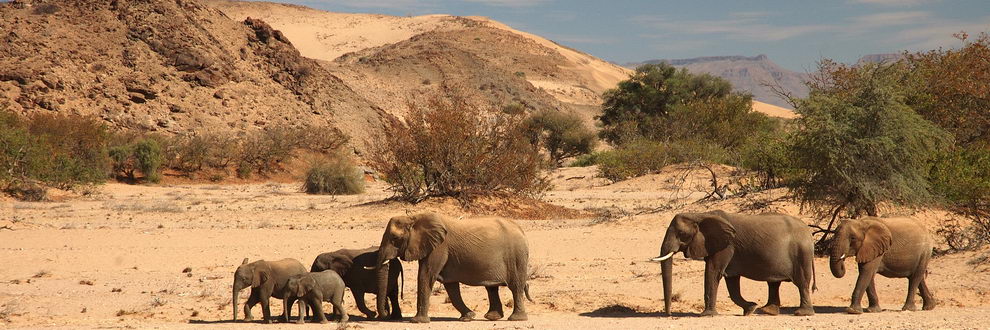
830, 257, 846, 278
232, 283, 241, 321
657, 233, 679, 316
375, 243, 398, 319
661, 258, 673, 316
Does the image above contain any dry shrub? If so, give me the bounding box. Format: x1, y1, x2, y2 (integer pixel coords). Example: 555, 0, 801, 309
937, 208, 990, 254
302, 155, 364, 195
369, 94, 549, 201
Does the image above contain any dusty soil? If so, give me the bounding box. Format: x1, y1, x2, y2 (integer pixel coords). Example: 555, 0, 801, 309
2, 166, 989, 329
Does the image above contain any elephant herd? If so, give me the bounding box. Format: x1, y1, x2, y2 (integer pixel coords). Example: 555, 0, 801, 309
231, 210, 936, 324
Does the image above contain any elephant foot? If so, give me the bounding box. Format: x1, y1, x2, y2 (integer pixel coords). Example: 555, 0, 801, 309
845, 306, 863, 315
508, 311, 528, 321
699, 309, 719, 317
757, 304, 780, 315
922, 302, 936, 311
388, 312, 403, 320
339, 315, 349, 323
242, 314, 253, 322
901, 303, 919, 312
410, 315, 431, 323
363, 312, 377, 319
295, 319, 305, 325
485, 310, 504, 321
794, 306, 815, 316
458, 311, 476, 322
319, 319, 329, 324
866, 305, 882, 313
740, 302, 758, 316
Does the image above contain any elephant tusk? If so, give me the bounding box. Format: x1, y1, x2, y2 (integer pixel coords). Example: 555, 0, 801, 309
382, 260, 389, 266
363, 266, 376, 270
651, 252, 675, 262
839, 254, 846, 260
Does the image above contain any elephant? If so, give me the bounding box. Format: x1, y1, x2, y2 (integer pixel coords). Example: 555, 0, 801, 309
653, 210, 816, 316
310, 246, 403, 319
369, 212, 533, 323
829, 216, 936, 313
282, 271, 349, 324
232, 258, 307, 323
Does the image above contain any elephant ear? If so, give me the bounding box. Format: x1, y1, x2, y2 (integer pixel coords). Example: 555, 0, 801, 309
329, 255, 353, 277
402, 213, 447, 261
856, 221, 891, 263
251, 264, 270, 288
685, 213, 736, 259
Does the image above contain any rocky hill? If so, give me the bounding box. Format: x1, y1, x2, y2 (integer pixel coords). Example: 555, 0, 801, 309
626, 55, 808, 109
0, 0, 386, 147
206, 0, 633, 123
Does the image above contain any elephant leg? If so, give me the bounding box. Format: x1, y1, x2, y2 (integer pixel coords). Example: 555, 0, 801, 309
353, 291, 376, 319
919, 278, 936, 310
484, 286, 504, 320
258, 287, 274, 324
701, 248, 733, 316
412, 256, 445, 323
725, 276, 757, 315
283, 297, 293, 323
444, 282, 476, 321
507, 280, 528, 321
294, 297, 305, 324
310, 297, 328, 324
757, 281, 781, 315
847, 262, 878, 314
794, 251, 815, 316
333, 292, 349, 323
865, 278, 881, 313
244, 289, 260, 321
902, 273, 923, 311
388, 284, 403, 320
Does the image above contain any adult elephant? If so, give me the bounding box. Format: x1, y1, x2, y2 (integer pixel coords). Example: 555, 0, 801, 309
311, 246, 403, 319
369, 212, 532, 323
654, 210, 816, 316
829, 217, 935, 313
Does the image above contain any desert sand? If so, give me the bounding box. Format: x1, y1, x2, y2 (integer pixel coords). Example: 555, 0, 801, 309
2, 166, 988, 329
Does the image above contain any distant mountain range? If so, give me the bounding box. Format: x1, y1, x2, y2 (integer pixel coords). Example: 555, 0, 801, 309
624, 55, 808, 108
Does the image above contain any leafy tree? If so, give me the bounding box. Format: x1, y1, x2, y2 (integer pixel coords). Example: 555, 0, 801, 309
598, 63, 733, 144
522, 109, 597, 167
790, 62, 950, 219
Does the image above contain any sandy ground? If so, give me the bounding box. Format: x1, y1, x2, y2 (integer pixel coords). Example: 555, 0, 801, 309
2, 166, 989, 329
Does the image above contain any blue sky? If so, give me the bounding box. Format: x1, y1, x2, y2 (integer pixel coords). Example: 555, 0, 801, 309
278, 1, 983, 71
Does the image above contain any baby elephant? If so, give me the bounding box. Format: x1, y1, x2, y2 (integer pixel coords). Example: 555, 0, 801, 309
830, 217, 936, 313
283, 271, 349, 324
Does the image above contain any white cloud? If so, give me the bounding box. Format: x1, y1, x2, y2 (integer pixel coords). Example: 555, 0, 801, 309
631, 15, 835, 42
892, 15, 990, 49
850, 11, 932, 28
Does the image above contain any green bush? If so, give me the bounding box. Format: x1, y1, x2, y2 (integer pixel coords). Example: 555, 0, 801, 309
598, 63, 735, 144
789, 62, 950, 217
522, 110, 597, 167
108, 136, 164, 183
930, 147, 990, 205
1, 109, 111, 193
596, 139, 672, 182
302, 156, 365, 195
736, 131, 795, 189
569, 151, 605, 167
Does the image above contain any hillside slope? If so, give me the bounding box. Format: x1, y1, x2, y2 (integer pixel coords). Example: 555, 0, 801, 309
627, 55, 808, 109
0, 0, 385, 147
207, 0, 632, 122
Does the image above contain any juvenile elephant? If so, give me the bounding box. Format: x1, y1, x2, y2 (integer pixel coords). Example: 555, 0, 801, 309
283, 271, 349, 324
829, 217, 935, 313
232, 258, 307, 323
370, 212, 532, 323
311, 246, 403, 319
654, 211, 816, 316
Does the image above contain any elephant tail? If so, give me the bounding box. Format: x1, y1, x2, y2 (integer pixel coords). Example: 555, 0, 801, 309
811, 255, 818, 292
525, 283, 534, 302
